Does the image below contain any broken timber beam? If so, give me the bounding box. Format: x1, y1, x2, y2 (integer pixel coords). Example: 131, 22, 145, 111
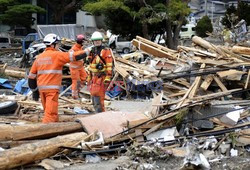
136, 36, 177, 54
232, 46, 250, 56
200, 75, 213, 91
0, 132, 88, 169
192, 36, 226, 57
0, 122, 83, 141
132, 39, 176, 60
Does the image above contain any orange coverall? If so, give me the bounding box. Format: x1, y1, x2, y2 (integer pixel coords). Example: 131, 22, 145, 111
28, 47, 85, 123
69, 43, 88, 99
87, 47, 113, 112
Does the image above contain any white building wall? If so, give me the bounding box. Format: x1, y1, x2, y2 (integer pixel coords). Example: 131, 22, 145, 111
76, 10, 97, 33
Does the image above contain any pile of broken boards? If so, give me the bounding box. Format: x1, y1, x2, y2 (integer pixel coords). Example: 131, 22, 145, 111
0, 35, 250, 169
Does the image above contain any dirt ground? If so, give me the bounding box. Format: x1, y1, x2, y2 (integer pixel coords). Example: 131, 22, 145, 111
61, 155, 250, 170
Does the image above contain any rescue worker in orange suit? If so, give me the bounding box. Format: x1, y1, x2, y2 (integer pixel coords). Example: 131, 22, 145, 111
28, 33, 90, 123
69, 34, 88, 99
87, 31, 113, 113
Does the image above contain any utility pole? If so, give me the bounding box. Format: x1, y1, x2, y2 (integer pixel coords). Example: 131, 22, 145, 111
31, 0, 37, 29
212, 1, 214, 23
205, 0, 208, 16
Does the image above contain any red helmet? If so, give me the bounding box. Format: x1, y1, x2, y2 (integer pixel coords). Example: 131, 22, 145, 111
76, 34, 85, 44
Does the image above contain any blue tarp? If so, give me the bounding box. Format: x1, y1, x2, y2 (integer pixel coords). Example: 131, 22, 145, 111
106, 85, 123, 98
0, 78, 12, 89
14, 79, 31, 95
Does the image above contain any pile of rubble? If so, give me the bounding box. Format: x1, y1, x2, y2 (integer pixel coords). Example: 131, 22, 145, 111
0, 35, 250, 169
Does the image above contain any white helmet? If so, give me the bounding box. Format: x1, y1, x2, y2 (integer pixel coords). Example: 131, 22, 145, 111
43, 33, 61, 45
91, 31, 103, 41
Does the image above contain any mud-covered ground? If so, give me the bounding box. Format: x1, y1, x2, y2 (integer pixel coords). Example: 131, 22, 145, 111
61, 155, 250, 170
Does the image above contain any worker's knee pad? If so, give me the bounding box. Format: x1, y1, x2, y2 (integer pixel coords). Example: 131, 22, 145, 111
92, 96, 102, 113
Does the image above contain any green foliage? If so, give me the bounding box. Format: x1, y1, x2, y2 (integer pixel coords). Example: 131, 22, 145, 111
42, 0, 83, 23
196, 16, 213, 37
221, 5, 237, 29
237, 2, 250, 26
168, 0, 190, 22
0, 0, 45, 28
229, 132, 237, 148
175, 108, 188, 126
83, 0, 190, 48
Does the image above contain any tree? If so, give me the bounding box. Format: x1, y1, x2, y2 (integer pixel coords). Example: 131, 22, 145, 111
221, 2, 250, 29
221, 5, 237, 29
0, 0, 45, 30
41, 0, 83, 24
83, 0, 190, 50
196, 16, 213, 37
237, 2, 250, 26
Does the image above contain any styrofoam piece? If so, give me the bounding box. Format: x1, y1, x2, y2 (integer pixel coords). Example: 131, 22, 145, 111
146, 127, 179, 142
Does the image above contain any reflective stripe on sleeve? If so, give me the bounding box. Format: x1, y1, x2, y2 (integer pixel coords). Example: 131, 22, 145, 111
69, 51, 74, 62
37, 70, 62, 74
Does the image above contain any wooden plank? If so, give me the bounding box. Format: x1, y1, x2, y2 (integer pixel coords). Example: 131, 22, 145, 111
132, 39, 176, 60
245, 70, 250, 89
200, 75, 213, 91
168, 90, 187, 98
210, 117, 232, 128
217, 69, 246, 81
135, 129, 144, 142
136, 36, 177, 54
173, 78, 190, 88
116, 57, 157, 73
192, 56, 231, 65
191, 88, 241, 101
219, 46, 248, 62
19, 113, 89, 123
106, 72, 119, 91
59, 85, 72, 97
189, 63, 206, 98
143, 121, 166, 136
232, 45, 250, 55
176, 79, 197, 108
213, 76, 231, 98
150, 92, 162, 117
115, 65, 130, 79
0, 132, 88, 169
178, 46, 217, 58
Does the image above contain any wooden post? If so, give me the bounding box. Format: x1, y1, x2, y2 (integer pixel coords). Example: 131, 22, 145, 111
0, 132, 88, 169
0, 122, 83, 141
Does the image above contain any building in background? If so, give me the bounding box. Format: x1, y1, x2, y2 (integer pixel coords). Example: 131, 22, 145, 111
189, 0, 250, 23
0, 0, 101, 37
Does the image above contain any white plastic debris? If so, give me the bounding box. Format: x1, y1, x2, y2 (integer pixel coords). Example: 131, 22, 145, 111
85, 154, 101, 163
182, 139, 211, 170
146, 127, 179, 142
219, 143, 231, 154
74, 107, 89, 114
81, 132, 104, 149
220, 106, 244, 126
230, 148, 238, 157
203, 136, 218, 149
183, 153, 211, 169
0, 147, 5, 152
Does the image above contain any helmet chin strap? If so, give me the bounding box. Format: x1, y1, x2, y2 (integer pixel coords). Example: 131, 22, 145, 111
52, 43, 57, 49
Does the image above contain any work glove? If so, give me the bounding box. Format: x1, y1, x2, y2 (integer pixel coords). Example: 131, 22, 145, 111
32, 90, 39, 101
104, 76, 111, 86
84, 45, 94, 56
